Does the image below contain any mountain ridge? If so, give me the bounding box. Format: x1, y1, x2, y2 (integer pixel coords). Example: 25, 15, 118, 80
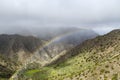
14, 29, 120, 80
0, 28, 98, 79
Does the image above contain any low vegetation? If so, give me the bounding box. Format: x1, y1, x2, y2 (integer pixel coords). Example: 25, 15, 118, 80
12, 29, 120, 80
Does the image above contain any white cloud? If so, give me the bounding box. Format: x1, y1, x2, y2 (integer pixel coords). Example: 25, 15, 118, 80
0, 0, 120, 33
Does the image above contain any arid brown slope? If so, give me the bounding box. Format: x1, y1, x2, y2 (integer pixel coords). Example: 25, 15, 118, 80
0, 34, 43, 79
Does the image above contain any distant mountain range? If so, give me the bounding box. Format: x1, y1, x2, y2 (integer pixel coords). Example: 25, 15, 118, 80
0, 27, 98, 40
10, 29, 120, 80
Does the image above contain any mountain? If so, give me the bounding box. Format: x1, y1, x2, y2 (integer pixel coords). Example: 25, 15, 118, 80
0, 34, 44, 63
0, 34, 44, 79
29, 29, 98, 64
56, 29, 97, 46
0, 28, 98, 79
0, 27, 82, 40
27, 27, 84, 40
14, 29, 120, 80
1, 27, 97, 41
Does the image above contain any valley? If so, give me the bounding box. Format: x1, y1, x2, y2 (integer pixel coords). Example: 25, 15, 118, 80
0, 0, 119, 80
0, 28, 98, 80
9, 29, 120, 80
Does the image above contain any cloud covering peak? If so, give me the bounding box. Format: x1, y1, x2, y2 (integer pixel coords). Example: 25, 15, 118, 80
0, 0, 120, 34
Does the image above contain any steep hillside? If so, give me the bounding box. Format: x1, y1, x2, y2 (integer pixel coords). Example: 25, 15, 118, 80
0, 29, 98, 79
15, 29, 120, 80
0, 34, 44, 79
32, 29, 98, 63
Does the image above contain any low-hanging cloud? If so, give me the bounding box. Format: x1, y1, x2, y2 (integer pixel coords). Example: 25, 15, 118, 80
0, 0, 120, 34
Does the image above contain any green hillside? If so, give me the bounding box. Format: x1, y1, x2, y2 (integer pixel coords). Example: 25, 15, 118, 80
14, 29, 120, 80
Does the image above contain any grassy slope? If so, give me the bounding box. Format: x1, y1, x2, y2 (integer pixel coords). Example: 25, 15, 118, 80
13, 30, 120, 80
23, 52, 120, 80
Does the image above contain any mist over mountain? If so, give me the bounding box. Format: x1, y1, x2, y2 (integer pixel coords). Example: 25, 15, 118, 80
0, 0, 120, 80
0, 26, 98, 40
14, 29, 120, 80
31, 28, 98, 62
0, 27, 98, 79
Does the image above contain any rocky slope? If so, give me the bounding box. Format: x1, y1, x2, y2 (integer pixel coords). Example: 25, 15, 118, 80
15, 29, 120, 80
31, 29, 98, 63
0, 34, 44, 79
0, 34, 44, 63
0, 28, 98, 79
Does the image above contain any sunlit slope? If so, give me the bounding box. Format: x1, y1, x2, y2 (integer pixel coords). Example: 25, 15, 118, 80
17, 29, 120, 80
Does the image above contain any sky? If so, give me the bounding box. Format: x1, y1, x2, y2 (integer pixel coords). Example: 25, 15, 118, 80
0, 0, 120, 34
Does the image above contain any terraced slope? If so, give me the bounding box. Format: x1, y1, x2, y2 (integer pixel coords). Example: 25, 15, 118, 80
14, 29, 120, 80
